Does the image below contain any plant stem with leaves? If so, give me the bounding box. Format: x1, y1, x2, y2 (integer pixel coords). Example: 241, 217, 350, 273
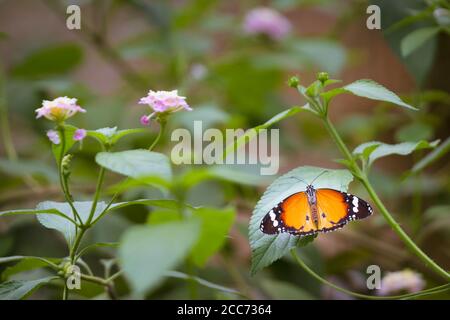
322, 116, 449, 281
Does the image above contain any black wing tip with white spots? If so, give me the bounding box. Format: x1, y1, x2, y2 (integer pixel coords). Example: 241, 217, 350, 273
260, 204, 287, 234
342, 192, 374, 222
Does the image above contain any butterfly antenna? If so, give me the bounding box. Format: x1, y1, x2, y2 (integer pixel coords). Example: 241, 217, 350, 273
289, 176, 309, 187
309, 170, 329, 185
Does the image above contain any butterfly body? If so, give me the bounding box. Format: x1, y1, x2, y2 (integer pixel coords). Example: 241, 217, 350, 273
305, 185, 319, 227
260, 185, 373, 236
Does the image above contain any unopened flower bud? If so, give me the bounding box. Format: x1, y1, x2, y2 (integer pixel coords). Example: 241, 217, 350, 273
288, 76, 300, 88
62, 154, 73, 173
317, 72, 329, 84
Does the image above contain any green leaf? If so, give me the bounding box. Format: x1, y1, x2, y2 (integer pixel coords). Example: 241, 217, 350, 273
0, 277, 57, 300
353, 140, 440, 166
52, 125, 78, 164
321, 88, 347, 105
411, 137, 450, 174
108, 199, 181, 212
146, 206, 236, 266
189, 207, 236, 267
147, 209, 182, 225
1, 257, 60, 281
12, 44, 83, 79
87, 127, 146, 146
401, 27, 440, 57
353, 142, 382, 162
257, 106, 303, 129
96, 149, 172, 180
305, 80, 323, 97
260, 278, 315, 299
87, 127, 118, 145
119, 220, 200, 295
36, 201, 106, 245
107, 175, 172, 195
342, 80, 418, 110
0, 207, 76, 224
110, 128, 147, 144
249, 166, 353, 275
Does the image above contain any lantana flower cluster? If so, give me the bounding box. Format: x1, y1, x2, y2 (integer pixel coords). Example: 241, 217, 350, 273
35, 97, 87, 144
139, 89, 191, 125
36, 97, 86, 122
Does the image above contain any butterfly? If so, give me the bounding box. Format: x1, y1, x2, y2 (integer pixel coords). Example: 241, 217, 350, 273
260, 172, 373, 236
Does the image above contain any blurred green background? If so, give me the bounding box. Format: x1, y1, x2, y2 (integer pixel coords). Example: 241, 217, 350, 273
0, 0, 449, 299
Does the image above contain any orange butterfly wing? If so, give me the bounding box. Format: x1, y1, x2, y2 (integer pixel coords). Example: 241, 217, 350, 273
316, 188, 373, 232
260, 192, 317, 236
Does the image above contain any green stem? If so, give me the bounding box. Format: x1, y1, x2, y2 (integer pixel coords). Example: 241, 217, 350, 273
64, 153, 108, 299
80, 273, 109, 286
57, 126, 82, 224
360, 178, 450, 281
62, 285, 68, 300
69, 228, 86, 263
149, 120, 166, 151
323, 117, 359, 173
106, 270, 123, 283
86, 166, 106, 226
90, 192, 118, 226
80, 271, 119, 299
323, 116, 450, 281
290, 249, 449, 300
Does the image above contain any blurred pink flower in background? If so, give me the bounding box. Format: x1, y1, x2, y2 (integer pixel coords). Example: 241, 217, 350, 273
190, 63, 208, 80
73, 128, 87, 141
243, 7, 291, 40
35, 97, 86, 122
46, 130, 60, 145
377, 269, 425, 295
139, 90, 191, 125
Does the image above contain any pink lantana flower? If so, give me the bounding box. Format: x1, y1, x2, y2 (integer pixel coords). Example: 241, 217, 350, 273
138, 90, 191, 125
243, 7, 291, 40
35, 97, 86, 122
377, 270, 425, 295
46, 130, 60, 145
73, 129, 87, 141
